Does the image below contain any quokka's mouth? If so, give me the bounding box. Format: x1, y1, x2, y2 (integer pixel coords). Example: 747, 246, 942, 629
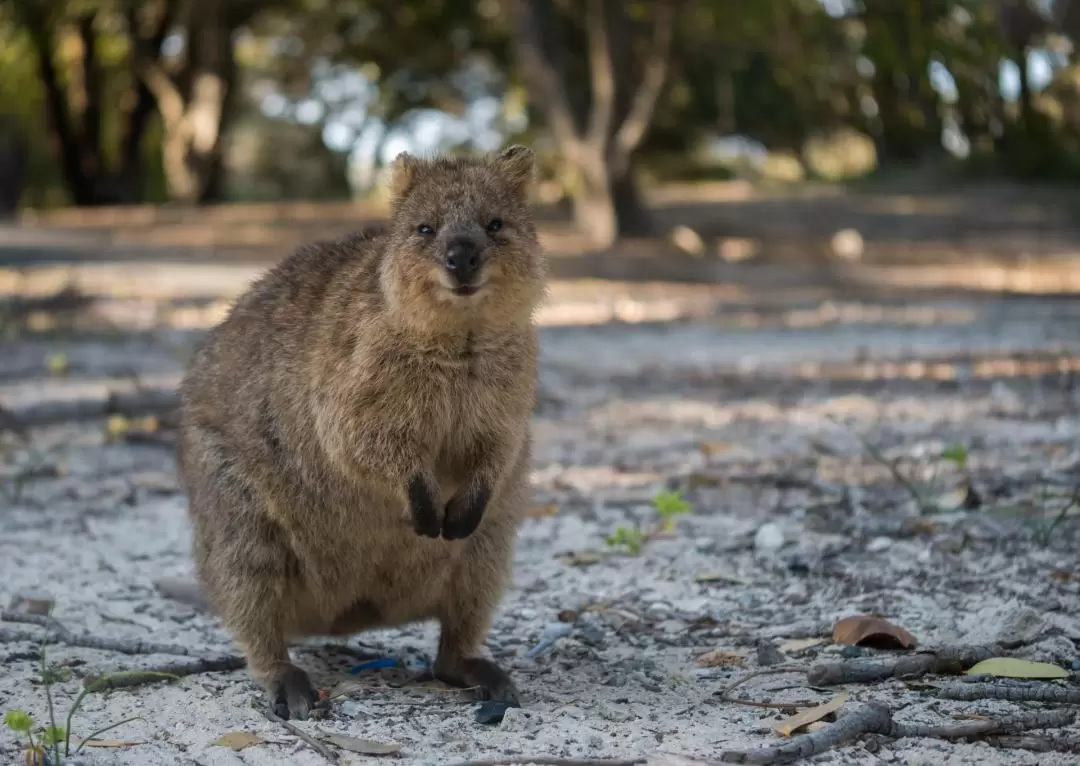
451, 285, 482, 297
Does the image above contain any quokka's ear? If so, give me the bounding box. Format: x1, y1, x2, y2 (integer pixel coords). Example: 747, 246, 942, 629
387, 151, 421, 204
495, 144, 536, 199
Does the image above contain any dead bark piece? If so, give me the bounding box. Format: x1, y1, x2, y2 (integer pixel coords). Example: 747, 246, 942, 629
890, 708, 1075, 739
1, 610, 217, 657
83, 656, 246, 689
806, 644, 1008, 686
721, 703, 1076, 765
935, 682, 1080, 704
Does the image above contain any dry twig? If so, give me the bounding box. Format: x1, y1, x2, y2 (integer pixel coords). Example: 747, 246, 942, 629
259, 704, 340, 764
981, 734, 1080, 754
1, 610, 219, 657
717, 667, 816, 710
720, 702, 1074, 765
807, 644, 1013, 686
934, 682, 1080, 704
83, 656, 246, 689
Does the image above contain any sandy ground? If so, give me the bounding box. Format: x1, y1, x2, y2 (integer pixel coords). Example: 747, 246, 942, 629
1, 262, 1080, 766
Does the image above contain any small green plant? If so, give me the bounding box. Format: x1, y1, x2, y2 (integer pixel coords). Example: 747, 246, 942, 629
605, 525, 645, 554
4, 636, 151, 764
606, 489, 692, 555
940, 443, 968, 470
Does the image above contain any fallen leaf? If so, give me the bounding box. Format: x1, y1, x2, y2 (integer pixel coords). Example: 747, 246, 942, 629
213, 732, 263, 751
695, 650, 747, 668
316, 730, 401, 755
965, 657, 1069, 679
832, 614, 917, 650
778, 637, 826, 654
773, 693, 848, 737
82, 739, 144, 748
526, 503, 559, 518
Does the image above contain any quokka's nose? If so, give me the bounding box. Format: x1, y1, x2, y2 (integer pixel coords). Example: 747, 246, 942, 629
444, 237, 481, 283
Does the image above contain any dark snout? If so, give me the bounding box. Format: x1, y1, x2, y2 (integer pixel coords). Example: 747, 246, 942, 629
443, 235, 483, 291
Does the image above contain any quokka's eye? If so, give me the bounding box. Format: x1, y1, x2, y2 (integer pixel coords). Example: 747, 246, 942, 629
417, 224, 435, 236
486, 219, 503, 233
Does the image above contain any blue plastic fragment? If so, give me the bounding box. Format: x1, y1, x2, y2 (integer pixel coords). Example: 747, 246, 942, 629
348, 657, 399, 675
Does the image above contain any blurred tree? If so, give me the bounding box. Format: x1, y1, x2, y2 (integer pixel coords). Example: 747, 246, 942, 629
0, 112, 27, 216
9, 0, 172, 205
136, 0, 290, 202
510, 0, 676, 247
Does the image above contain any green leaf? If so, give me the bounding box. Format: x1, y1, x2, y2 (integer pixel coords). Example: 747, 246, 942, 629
965, 657, 1069, 679
654, 489, 691, 518
605, 526, 644, 554
3, 710, 33, 733
941, 444, 968, 468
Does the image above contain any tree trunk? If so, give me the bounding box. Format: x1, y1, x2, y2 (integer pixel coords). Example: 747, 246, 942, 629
0, 115, 28, 218
512, 0, 673, 249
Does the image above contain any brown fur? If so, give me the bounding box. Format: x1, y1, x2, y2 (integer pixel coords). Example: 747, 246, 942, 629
175, 145, 545, 720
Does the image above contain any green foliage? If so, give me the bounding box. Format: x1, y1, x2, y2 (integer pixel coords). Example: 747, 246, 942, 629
940, 443, 969, 469
4, 710, 34, 733
606, 489, 692, 555
653, 489, 692, 530
605, 525, 645, 554
2, 639, 146, 764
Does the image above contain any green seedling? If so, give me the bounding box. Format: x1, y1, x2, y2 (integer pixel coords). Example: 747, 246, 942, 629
606, 489, 692, 555
4, 635, 149, 763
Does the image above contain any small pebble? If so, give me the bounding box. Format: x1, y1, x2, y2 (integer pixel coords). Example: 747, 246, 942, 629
755, 640, 786, 667
840, 645, 866, 658
866, 536, 893, 552
1070, 659, 1080, 671
338, 700, 363, 717
754, 522, 785, 552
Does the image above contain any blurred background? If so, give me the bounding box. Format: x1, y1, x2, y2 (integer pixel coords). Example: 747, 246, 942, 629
2, 0, 1080, 438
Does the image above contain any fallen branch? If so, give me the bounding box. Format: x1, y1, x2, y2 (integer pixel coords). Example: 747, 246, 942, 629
935, 682, 1080, 704
1, 610, 218, 657
83, 656, 246, 689
258, 704, 339, 764
807, 644, 1014, 686
720, 702, 1075, 765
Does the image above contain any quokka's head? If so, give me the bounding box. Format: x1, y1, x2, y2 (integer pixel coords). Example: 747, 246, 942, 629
379, 145, 546, 327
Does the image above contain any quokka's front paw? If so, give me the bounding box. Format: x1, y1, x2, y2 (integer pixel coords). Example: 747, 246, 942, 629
441, 478, 491, 540
407, 473, 442, 538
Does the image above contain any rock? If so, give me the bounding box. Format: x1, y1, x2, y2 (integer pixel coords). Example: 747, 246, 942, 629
339, 699, 364, 717
866, 536, 893, 553
8, 589, 54, 616
755, 640, 786, 667
754, 522, 785, 553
